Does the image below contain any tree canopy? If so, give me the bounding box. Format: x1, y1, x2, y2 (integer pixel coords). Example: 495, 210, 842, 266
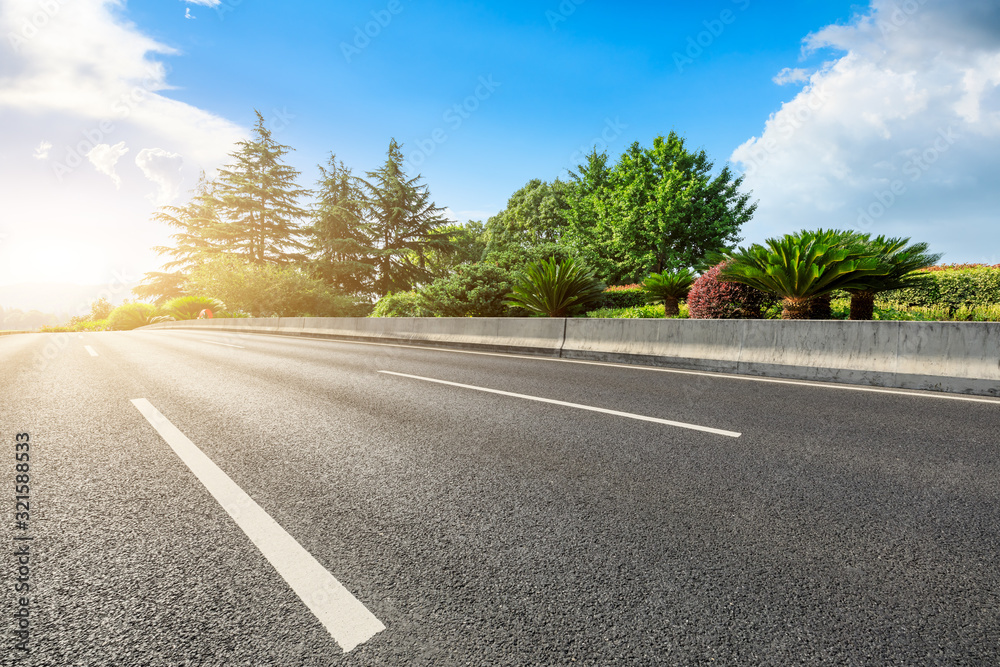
358, 139, 452, 297
565, 132, 756, 284
213, 110, 310, 265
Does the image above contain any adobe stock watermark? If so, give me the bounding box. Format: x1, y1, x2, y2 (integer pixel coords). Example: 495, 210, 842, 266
268, 107, 295, 135
403, 75, 501, 171
213, 0, 246, 21
6, 0, 71, 53
546, 0, 586, 30
877, 0, 929, 37
856, 126, 959, 231
736, 82, 832, 178
673, 0, 751, 73
341, 0, 404, 63
568, 117, 628, 167
51, 66, 164, 183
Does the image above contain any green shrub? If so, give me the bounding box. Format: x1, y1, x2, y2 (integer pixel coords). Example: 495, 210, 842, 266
73, 319, 108, 331
162, 296, 226, 320
505, 257, 606, 317
688, 263, 775, 319
586, 303, 689, 319
107, 303, 163, 330
371, 291, 434, 317
601, 285, 647, 309
419, 263, 517, 317
881, 266, 1000, 310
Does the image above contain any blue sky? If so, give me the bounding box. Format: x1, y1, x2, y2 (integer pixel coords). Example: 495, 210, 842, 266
1, 0, 999, 293
130, 0, 854, 218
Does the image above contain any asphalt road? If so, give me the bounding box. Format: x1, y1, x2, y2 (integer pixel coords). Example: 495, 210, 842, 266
2, 329, 1000, 666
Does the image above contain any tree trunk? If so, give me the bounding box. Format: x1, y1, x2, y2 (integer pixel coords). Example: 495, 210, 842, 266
663, 296, 680, 317
807, 293, 832, 319
849, 290, 876, 320
781, 298, 811, 320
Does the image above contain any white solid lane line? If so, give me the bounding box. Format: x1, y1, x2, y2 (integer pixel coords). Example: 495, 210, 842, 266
379, 371, 742, 438
130, 399, 385, 653
85, 346, 98, 357
200, 339, 245, 348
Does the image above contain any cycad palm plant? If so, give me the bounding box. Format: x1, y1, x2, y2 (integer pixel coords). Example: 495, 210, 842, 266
793, 229, 870, 319
716, 233, 889, 319
505, 257, 605, 317
642, 269, 696, 316
845, 236, 941, 320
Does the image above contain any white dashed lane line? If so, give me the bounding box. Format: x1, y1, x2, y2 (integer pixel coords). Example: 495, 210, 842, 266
130, 398, 385, 653
200, 339, 245, 348
379, 370, 742, 438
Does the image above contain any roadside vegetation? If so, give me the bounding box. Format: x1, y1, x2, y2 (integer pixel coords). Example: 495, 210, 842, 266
82, 109, 993, 325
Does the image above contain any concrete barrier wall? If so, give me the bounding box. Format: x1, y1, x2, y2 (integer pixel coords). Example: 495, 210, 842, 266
141, 318, 1000, 397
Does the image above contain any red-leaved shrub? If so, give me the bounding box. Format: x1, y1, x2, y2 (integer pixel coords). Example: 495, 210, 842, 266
687, 262, 774, 319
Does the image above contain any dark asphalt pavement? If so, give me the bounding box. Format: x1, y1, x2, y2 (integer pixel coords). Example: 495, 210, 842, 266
2, 329, 999, 665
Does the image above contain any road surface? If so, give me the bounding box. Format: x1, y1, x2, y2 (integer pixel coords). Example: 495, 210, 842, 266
2, 329, 999, 665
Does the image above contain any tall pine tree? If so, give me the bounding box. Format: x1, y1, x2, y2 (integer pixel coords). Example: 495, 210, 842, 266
136, 172, 222, 304
359, 139, 451, 297
149, 172, 224, 270
306, 154, 376, 295
213, 110, 310, 265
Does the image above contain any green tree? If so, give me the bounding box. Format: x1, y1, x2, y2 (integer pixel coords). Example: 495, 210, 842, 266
88, 297, 114, 320
213, 110, 310, 265
482, 179, 575, 259
132, 271, 187, 306
307, 154, 375, 295
566, 133, 755, 284
359, 139, 452, 297
150, 172, 224, 270
424, 220, 487, 276
138, 173, 222, 304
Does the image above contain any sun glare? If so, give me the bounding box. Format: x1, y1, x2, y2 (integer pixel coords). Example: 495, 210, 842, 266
3, 241, 112, 286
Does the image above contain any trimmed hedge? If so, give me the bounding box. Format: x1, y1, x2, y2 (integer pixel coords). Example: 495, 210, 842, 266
601, 285, 647, 309
880, 266, 1000, 310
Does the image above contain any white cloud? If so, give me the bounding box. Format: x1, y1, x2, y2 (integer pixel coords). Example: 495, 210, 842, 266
731, 0, 1000, 262
33, 141, 52, 159
184, 0, 220, 6
773, 67, 811, 85
0, 0, 244, 169
135, 148, 184, 204
0, 0, 246, 286
184, 8, 195, 19
86, 141, 129, 189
